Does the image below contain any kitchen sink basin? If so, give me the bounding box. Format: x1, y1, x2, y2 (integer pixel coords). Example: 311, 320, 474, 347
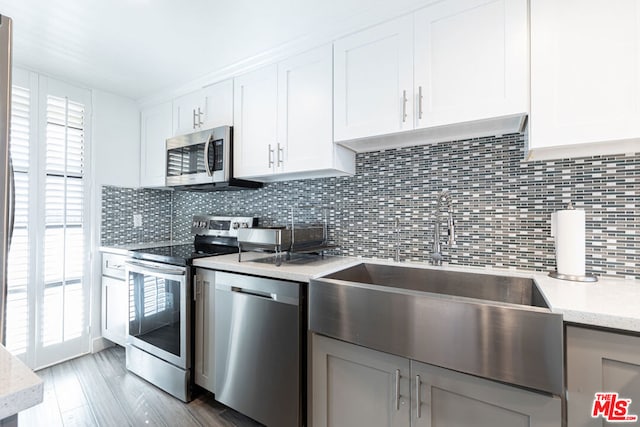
309, 263, 563, 396
321, 263, 549, 308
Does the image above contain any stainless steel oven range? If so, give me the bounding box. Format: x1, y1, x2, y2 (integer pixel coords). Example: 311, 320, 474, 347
124, 215, 257, 402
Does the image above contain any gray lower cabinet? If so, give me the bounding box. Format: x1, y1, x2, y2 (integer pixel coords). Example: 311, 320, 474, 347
194, 268, 216, 392
411, 360, 561, 427
567, 326, 640, 427
312, 333, 561, 427
312, 333, 410, 427
101, 253, 128, 346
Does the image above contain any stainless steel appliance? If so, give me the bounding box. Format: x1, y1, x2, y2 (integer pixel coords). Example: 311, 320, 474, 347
237, 226, 326, 255
125, 215, 257, 402
165, 126, 261, 191
0, 14, 13, 345
215, 271, 304, 427
237, 207, 334, 265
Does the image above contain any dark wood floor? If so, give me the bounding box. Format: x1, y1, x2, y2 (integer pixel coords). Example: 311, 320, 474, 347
19, 346, 263, 427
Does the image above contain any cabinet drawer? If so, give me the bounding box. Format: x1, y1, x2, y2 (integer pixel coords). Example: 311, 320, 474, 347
102, 253, 127, 279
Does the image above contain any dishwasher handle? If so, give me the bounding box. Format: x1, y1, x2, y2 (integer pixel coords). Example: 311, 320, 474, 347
231, 286, 275, 301
216, 282, 299, 306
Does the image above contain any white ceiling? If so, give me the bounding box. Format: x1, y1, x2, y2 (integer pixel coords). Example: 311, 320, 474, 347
0, 0, 422, 101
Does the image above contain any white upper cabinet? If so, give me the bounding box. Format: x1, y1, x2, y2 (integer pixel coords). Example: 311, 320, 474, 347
173, 79, 233, 135
173, 90, 202, 135
530, 0, 640, 159
414, 0, 528, 128
334, 15, 414, 142
233, 64, 279, 179
201, 79, 234, 129
140, 101, 172, 188
235, 45, 355, 181
277, 45, 354, 177
334, 1, 528, 151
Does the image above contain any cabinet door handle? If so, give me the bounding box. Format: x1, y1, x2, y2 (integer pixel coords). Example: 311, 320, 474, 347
193, 276, 198, 302
395, 369, 401, 411
197, 107, 204, 126
276, 143, 284, 167
402, 90, 408, 123
192, 108, 197, 129
415, 374, 421, 419
418, 86, 424, 120
106, 260, 124, 270
268, 144, 275, 168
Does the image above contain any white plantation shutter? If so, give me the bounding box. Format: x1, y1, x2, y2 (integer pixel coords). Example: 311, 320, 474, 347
5, 84, 31, 355
42, 94, 86, 346
5, 72, 91, 368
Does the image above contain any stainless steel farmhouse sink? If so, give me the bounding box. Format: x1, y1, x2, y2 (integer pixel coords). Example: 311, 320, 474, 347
309, 263, 563, 395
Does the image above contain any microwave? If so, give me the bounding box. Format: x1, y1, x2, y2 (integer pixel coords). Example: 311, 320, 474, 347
165, 126, 261, 191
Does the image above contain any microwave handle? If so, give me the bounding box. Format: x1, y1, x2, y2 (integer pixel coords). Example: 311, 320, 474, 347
204, 136, 212, 176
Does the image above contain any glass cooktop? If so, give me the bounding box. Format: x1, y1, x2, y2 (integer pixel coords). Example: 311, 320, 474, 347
130, 243, 237, 266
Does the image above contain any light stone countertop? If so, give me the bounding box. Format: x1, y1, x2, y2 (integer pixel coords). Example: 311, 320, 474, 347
0, 345, 43, 420
193, 252, 361, 283
193, 253, 640, 333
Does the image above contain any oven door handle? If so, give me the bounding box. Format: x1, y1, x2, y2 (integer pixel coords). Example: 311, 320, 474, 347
125, 260, 186, 276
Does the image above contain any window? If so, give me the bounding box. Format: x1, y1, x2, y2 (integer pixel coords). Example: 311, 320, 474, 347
5, 70, 91, 368
42, 94, 86, 346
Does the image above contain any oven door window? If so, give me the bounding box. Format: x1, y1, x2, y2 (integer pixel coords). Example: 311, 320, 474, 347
129, 271, 183, 357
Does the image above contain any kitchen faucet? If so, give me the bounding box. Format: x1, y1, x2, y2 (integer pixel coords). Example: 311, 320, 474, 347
431, 190, 455, 266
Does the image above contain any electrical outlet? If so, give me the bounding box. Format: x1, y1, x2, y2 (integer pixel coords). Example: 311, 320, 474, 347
133, 214, 142, 228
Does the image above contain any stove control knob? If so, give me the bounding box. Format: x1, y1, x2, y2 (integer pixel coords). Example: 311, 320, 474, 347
240, 222, 249, 228
232, 222, 240, 230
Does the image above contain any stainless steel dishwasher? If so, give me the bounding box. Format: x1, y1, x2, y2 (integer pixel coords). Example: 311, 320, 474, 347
214, 271, 304, 427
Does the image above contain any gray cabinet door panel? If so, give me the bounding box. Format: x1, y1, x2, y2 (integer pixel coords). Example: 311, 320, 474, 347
411, 360, 561, 427
312, 334, 410, 427
567, 326, 640, 427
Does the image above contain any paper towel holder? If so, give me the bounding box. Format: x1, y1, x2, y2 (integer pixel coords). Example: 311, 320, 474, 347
548, 271, 598, 282
549, 201, 598, 282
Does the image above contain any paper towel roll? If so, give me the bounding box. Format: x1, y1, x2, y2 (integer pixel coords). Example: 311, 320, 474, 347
551, 209, 586, 276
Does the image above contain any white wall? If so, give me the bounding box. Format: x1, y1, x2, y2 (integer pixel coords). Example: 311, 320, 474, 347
90, 90, 140, 351
92, 91, 140, 187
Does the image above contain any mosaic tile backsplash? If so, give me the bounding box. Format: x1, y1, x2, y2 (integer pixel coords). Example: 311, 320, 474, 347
101, 132, 639, 279
101, 187, 173, 245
